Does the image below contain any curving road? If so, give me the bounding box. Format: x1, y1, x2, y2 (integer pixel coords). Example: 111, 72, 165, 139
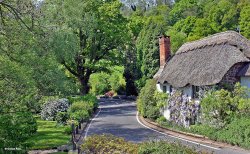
84, 98, 249, 154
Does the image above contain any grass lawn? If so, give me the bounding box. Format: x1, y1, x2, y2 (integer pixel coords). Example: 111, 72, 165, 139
26, 118, 71, 150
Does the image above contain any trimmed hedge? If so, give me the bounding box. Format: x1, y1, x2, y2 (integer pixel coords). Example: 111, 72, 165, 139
191, 116, 250, 149
81, 134, 138, 154
81, 134, 206, 154
68, 94, 98, 122
139, 140, 207, 154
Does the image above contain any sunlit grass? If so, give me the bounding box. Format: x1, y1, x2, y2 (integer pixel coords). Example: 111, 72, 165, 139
26, 117, 71, 150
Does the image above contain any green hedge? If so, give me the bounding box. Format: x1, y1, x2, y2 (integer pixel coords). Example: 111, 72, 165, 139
137, 79, 168, 120
81, 134, 138, 154
68, 94, 98, 122
81, 134, 205, 154
137, 79, 158, 119
139, 140, 206, 154
191, 116, 250, 149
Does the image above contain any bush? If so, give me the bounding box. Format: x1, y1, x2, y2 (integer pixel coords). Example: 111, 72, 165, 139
69, 110, 89, 122
89, 72, 110, 95
64, 125, 72, 135
0, 112, 37, 149
189, 116, 250, 149
89, 66, 126, 95
68, 102, 90, 121
41, 98, 69, 120
56, 112, 69, 125
68, 94, 98, 110
201, 83, 249, 125
156, 116, 167, 124
190, 125, 218, 140
137, 79, 161, 120
216, 116, 250, 148
138, 140, 204, 154
68, 95, 98, 122
81, 134, 138, 154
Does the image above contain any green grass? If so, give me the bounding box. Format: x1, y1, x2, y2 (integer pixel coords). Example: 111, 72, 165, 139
26, 118, 71, 150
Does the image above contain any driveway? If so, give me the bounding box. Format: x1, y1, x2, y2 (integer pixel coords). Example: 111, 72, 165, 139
84, 98, 249, 154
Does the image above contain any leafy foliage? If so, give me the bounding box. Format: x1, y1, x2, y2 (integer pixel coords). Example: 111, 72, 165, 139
68, 95, 98, 122
139, 140, 206, 154
46, 0, 128, 95
41, 99, 70, 121
201, 83, 249, 125
137, 79, 168, 120
55, 112, 69, 125
0, 112, 37, 150
190, 116, 250, 149
81, 134, 138, 154
89, 66, 126, 95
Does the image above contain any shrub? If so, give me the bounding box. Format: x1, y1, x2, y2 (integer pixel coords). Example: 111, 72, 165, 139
138, 140, 204, 154
190, 125, 218, 140
68, 94, 98, 110
0, 112, 37, 149
81, 134, 138, 154
216, 116, 250, 148
56, 112, 69, 125
201, 83, 249, 125
89, 67, 126, 95
41, 98, 69, 120
64, 125, 72, 135
68, 95, 98, 122
69, 110, 89, 121
89, 72, 110, 95
137, 79, 161, 120
156, 116, 167, 125
68, 102, 90, 121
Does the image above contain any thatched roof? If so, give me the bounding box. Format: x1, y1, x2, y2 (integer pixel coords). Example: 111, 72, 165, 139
153, 66, 164, 79
157, 31, 250, 87
237, 63, 250, 77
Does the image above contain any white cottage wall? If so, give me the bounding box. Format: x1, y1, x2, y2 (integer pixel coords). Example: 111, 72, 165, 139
179, 86, 193, 100
156, 83, 163, 92
240, 77, 250, 97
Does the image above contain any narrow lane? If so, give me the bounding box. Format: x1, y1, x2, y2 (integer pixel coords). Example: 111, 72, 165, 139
84, 98, 248, 154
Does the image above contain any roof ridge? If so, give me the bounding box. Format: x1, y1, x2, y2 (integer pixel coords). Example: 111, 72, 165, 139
175, 31, 250, 56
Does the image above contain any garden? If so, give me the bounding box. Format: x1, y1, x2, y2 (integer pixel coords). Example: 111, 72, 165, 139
1, 0, 250, 153
81, 134, 209, 154
137, 79, 250, 149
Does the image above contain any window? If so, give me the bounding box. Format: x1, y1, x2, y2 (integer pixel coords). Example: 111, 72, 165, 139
170, 85, 172, 94
192, 86, 199, 99
163, 86, 167, 93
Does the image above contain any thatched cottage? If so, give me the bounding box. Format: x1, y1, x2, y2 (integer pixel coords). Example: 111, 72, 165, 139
154, 31, 250, 123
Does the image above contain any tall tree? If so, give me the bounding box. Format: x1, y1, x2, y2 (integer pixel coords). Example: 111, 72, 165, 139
45, 0, 128, 95
239, 0, 250, 39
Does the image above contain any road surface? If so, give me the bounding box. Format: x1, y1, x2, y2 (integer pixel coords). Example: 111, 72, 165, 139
84, 98, 249, 154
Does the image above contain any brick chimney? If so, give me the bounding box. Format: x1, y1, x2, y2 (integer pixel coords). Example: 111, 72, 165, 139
159, 35, 171, 67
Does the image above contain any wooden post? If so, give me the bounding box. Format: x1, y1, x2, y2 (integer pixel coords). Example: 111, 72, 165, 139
72, 123, 76, 150
79, 119, 82, 129
76, 125, 78, 134
78, 146, 80, 154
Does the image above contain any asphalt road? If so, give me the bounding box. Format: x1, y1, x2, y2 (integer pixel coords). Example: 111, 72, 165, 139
84, 98, 249, 154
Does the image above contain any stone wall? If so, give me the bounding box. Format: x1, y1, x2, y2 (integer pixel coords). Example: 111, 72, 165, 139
220, 63, 245, 86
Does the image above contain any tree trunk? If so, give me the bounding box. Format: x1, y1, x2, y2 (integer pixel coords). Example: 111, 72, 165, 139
78, 68, 91, 95
79, 77, 90, 95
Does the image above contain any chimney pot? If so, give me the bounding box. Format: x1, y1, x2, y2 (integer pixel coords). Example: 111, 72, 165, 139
159, 35, 171, 67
